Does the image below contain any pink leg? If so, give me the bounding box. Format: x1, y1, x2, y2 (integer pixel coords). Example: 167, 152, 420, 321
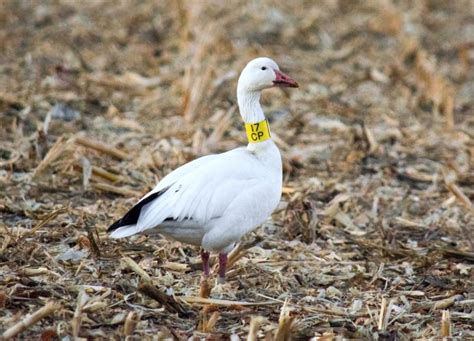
218, 253, 227, 283
201, 250, 210, 277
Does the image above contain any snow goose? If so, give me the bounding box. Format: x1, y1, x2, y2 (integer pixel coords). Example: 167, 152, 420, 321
108, 57, 298, 282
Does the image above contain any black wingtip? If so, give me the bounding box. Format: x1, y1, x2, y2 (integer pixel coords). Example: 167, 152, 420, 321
107, 187, 169, 234
107, 219, 124, 233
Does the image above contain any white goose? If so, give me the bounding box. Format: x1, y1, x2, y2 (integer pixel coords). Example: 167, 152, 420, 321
108, 57, 298, 282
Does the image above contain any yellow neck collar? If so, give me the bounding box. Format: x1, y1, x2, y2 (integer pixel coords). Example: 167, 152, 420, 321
245, 119, 271, 144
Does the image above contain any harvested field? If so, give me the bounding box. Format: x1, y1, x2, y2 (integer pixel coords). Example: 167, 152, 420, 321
1, 1, 473, 339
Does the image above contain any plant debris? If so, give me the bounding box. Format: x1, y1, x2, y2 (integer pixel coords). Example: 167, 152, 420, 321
1, 1, 473, 339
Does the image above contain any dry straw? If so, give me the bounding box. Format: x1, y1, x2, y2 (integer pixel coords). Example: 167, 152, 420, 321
1, 0, 473, 339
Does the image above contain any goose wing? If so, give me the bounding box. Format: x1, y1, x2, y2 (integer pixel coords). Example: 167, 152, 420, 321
108, 148, 266, 237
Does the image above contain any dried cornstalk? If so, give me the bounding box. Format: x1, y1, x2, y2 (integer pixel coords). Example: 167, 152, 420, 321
274, 301, 294, 341
433, 295, 463, 310
19, 207, 67, 240
93, 183, 141, 197
0, 291, 7, 308
75, 136, 129, 160
181, 296, 278, 307
445, 181, 474, 214
71, 290, 89, 338
1, 301, 61, 339
123, 311, 138, 336
206, 107, 235, 145
19, 267, 61, 278
202, 311, 220, 333
91, 165, 124, 183
440, 310, 451, 337
121, 256, 152, 283
137, 282, 189, 317
247, 316, 265, 341
199, 277, 212, 299
32, 135, 70, 178
363, 123, 379, 154
378, 297, 387, 331
182, 61, 214, 122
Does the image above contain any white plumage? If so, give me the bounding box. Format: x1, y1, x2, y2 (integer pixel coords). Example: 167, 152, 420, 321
108, 57, 298, 280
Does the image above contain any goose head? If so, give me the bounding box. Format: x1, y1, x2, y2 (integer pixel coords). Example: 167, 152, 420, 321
237, 57, 298, 93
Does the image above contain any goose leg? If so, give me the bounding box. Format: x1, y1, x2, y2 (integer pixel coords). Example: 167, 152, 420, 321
218, 253, 227, 283
201, 250, 210, 277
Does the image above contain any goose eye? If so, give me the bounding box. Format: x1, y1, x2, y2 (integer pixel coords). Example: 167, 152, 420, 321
261, 66, 267, 71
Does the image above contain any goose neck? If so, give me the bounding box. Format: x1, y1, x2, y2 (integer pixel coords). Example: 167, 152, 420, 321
237, 89, 265, 124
